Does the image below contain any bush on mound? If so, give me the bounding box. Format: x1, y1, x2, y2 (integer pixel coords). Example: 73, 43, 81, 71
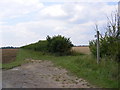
47, 35, 73, 56
21, 35, 73, 56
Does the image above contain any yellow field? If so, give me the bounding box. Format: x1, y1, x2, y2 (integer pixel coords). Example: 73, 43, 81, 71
71, 46, 91, 54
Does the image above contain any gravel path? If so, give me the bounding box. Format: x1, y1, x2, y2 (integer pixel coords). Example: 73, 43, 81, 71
2, 59, 94, 88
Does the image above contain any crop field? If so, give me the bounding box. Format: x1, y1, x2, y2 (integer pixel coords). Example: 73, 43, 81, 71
1, 47, 90, 63
1, 47, 90, 64
2, 49, 19, 64
71, 46, 90, 54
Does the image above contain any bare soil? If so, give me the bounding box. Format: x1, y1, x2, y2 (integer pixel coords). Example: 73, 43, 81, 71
2, 59, 94, 88
2, 49, 19, 64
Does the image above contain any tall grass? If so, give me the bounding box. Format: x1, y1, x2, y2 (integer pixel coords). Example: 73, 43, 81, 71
2, 49, 119, 88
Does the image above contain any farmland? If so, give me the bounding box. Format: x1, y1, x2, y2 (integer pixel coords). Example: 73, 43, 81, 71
2, 49, 19, 64
72, 46, 90, 55
2, 48, 119, 88
1, 47, 89, 64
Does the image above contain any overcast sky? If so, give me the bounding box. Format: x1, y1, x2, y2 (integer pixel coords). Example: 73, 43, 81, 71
0, 0, 118, 47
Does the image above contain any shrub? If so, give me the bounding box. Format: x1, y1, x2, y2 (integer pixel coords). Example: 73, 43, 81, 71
89, 11, 120, 62
46, 35, 73, 56
89, 40, 97, 57
89, 36, 120, 62
34, 40, 48, 52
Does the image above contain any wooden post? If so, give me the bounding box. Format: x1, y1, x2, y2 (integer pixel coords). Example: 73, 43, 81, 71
118, 1, 120, 31
97, 31, 100, 64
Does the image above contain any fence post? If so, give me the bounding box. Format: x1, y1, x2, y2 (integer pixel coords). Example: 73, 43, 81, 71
97, 31, 100, 64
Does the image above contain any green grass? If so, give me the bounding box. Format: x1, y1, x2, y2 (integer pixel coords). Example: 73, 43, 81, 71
2, 49, 119, 88
0, 63, 2, 68
2, 49, 28, 69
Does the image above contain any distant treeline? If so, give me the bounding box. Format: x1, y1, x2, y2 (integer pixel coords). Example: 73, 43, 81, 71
0, 46, 20, 49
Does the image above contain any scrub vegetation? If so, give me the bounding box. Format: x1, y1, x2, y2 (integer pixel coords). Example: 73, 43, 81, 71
2, 11, 119, 88
2, 49, 119, 88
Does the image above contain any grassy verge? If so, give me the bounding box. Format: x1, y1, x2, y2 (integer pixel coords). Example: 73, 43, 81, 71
2, 49, 119, 88
0, 63, 2, 68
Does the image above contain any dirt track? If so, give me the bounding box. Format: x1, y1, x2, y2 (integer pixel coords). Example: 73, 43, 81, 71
2, 60, 94, 88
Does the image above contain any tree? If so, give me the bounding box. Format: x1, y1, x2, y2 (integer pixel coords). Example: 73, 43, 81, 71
89, 10, 120, 62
